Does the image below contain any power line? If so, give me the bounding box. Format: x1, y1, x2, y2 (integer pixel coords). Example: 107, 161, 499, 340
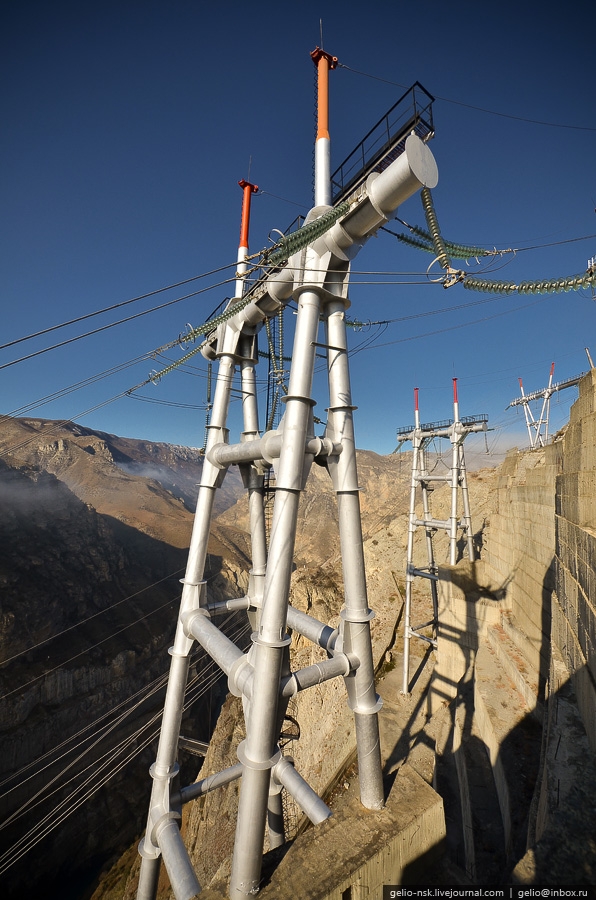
338, 62, 596, 133
0, 593, 180, 701
0, 617, 251, 874
0, 276, 238, 373
0, 567, 186, 667
0, 261, 239, 354
358, 295, 551, 350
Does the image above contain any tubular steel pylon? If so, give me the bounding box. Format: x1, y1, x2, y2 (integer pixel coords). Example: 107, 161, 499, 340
137, 50, 439, 900
507, 362, 586, 449
397, 380, 487, 695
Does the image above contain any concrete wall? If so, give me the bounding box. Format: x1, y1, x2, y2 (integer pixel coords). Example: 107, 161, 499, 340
552, 369, 596, 751
482, 445, 560, 680
482, 369, 596, 751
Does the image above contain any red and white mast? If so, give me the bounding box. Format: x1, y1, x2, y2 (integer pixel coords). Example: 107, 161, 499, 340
235, 179, 258, 299
310, 46, 337, 206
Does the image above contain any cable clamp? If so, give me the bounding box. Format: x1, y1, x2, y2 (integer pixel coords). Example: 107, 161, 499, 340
442, 268, 466, 289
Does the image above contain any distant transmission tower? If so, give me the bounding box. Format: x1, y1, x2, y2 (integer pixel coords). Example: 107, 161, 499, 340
396, 379, 487, 695
507, 362, 587, 449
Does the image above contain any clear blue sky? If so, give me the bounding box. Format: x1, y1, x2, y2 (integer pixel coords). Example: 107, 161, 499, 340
2, 1, 595, 459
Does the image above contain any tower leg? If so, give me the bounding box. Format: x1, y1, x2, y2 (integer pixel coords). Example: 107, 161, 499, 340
239, 340, 268, 626
458, 443, 475, 561
402, 434, 420, 696
137, 355, 236, 900
325, 297, 383, 809
230, 287, 321, 896
419, 445, 439, 629
449, 434, 460, 566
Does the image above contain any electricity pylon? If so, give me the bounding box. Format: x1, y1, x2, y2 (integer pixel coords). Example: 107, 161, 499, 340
507, 362, 586, 449
397, 380, 487, 695
137, 49, 439, 900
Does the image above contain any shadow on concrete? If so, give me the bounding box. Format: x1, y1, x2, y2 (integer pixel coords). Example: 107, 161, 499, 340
401, 549, 596, 888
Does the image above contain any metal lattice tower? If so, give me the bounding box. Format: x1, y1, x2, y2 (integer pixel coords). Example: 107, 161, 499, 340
507, 362, 587, 450
136, 50, 439, 900
397, 380, 488, 695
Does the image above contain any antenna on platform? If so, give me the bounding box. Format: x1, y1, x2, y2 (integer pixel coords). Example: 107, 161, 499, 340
507, 363, 587, 449
396, 380, 488, 695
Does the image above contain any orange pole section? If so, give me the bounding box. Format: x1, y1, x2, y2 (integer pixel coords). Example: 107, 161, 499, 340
310, 47, 338, 141
238, 179, 258, 250
414, 387, 419, 412
453, 377, 459, 404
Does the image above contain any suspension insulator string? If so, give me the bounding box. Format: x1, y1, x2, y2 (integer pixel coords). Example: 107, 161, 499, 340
463, 270, 596, 296
420, 187, 451, 270
201, 362, 213, 453
419, 188, 466, 287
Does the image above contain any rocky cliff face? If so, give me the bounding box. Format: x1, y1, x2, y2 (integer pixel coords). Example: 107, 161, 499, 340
0, 418, 246, 899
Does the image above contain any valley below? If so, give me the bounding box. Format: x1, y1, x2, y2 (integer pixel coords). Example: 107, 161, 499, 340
0, 418, 248, 899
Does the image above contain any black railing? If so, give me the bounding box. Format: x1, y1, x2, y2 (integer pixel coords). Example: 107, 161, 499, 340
331, 82, 435, 205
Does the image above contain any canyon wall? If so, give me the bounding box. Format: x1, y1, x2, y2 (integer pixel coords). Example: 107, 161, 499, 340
0, 419, 246, 900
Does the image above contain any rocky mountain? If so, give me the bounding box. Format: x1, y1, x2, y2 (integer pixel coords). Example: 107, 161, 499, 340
0, 417, 246, 899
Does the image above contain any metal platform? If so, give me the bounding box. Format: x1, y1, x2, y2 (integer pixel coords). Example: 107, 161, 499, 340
331, 82, 434, 205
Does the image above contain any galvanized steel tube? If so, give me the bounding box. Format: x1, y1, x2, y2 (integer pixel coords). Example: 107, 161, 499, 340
285, 605, 337, 651
184, 611, 244, 677
174, 763, 243, 806
325, 297, 384, 810
136, 856, 161, 900
156, 818, 201, 900
282, 654, 352, 698
230, 285, 322, 896
273, 756, 331, 824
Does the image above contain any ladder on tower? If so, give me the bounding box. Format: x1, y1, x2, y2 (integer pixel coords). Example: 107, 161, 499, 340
397, 379, 488, 695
